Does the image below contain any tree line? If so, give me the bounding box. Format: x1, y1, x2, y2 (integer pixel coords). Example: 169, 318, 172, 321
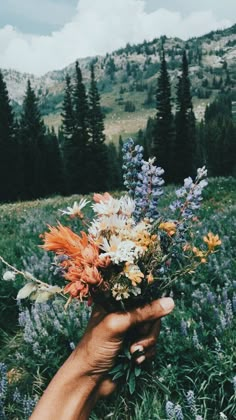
0, 51, 235, 203
0, 63, 122, 202
136, 48, 236, 183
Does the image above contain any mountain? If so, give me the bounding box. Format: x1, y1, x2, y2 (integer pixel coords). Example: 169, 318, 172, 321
1, 24, 236, 143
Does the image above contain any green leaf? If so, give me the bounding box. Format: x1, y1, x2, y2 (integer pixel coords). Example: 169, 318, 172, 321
128, 371, 136, 394
112, 371, 125, 381
17, 282, 37, 299
109, 363, 124, 375
134, 366, 142, 377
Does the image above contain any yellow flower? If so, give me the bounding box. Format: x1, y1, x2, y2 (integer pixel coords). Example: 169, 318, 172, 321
192, 247, 207, 263
203, 232, 222, 251
123, 263, 144, 286
159, 221, 176, 236
7, 368, 22, 384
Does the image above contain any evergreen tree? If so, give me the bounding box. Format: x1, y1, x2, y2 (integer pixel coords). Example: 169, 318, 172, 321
204, 94, 236, 176
61, 75, 74, 140
43, 127, 63, 195
107, 143, 121, 190
0, 71, 18, 201
174, 50, 196, 182
152, 48, 174, 182
19, 80, 47, 199
87, 64, 109, 192
62, 62, 89, 194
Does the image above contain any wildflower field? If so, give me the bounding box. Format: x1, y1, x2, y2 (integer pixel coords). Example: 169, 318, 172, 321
0, 177, 236, 420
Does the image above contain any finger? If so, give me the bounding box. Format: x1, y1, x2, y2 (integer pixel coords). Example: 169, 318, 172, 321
114, 298, 174, 334
130, 319, 161, 354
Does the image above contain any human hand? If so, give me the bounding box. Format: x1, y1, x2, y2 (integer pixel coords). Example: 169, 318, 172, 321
31, 297, 174, 420
75, 297, 175, 397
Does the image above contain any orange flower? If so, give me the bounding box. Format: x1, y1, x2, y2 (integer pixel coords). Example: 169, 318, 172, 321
183, 243, 191, 252
147, 272, 154, 284
64, 280, 89, 299
81, 266, 103, 285
159, 221, 176, 236
41, 223, 88, 257
192, 247, 207, 263
203, 232, 221, 251
93, 192, 112, 203
64, 264, 83, 282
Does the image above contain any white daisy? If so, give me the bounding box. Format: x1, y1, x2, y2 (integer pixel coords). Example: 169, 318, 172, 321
60, 199, 90, 217
92, 197, 120, 216
119, 196, 135, 217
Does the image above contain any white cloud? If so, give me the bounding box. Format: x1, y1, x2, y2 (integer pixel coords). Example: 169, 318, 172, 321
0, 0, 232, 75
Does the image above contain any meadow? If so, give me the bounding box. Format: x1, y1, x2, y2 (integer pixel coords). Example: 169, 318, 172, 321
0, 177, 236, 419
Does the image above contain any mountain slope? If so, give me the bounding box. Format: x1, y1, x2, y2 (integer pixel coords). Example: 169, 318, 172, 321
1, 24, 236, 142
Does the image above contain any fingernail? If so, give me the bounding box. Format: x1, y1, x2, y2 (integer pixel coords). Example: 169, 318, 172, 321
136, 355, 146, 364
160, 297, 175, 313
131, 345, 143, 354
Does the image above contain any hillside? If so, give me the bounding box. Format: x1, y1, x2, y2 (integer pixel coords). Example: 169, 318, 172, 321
1, 24, 236, 142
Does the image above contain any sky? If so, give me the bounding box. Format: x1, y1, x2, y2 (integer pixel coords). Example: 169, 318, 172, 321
0, 0, 235, 75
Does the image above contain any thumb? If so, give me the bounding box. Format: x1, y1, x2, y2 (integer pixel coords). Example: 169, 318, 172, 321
111, 298, 175, 334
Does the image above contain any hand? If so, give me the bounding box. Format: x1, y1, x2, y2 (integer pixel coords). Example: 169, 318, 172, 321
73, 297, 174, 397
31, 297, 174, 420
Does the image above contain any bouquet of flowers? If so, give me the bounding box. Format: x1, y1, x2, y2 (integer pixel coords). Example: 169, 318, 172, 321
1, 138, 221, 393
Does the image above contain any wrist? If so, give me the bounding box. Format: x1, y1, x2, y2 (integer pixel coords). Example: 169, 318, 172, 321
31, 350, 102, 420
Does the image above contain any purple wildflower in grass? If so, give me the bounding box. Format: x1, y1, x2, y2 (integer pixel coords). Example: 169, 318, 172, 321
225, 300, 233, 325
219, 312, 227, 330
69, 342, 76, 351
13, 388, 21, 404
174, 404, 184, 420
215, 338, 222, 355
0, 363, 7, 419
180, 320, 188, 336
192, 330, 202, 350
165, 401, 175, 418
233, 376, 236, 393
206, 290, 215, 305
22, 396, 37, 418
232, 293, 236, 313
170, 167, 208, 219
186, 390, 197, 416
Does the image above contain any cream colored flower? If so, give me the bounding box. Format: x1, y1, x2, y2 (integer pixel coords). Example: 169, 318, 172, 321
92, 197, 120, 216
60, 199, 89, 218
123, 263, 144, 286
119, 196, 135, 217
112, 283, 130, 300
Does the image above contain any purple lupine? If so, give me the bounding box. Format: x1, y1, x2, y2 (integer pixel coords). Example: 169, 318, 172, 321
180, 320, 188, 337
122, 138, 164, 221
186, 390, 197, 416
165, 401, 175, 418
174, 404, 184, 420
170, 167, 208, 219
232, 293, 236, 313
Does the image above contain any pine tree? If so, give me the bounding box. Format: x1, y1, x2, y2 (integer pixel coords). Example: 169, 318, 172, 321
19, 80, 47, 199
61, 62, 90, 194
43, 127, 63, 195
87, 64, 109, 192
61, 74, 74, 193
174, 50, 196, 182
0, 71, 18, 201
61, 74, 74, 140
107, 143, 121, 190
152, 48, 174, 182
204, 94, 236, 176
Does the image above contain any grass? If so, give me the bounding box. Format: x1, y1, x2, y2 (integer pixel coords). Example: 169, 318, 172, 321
0, 178, 236, 419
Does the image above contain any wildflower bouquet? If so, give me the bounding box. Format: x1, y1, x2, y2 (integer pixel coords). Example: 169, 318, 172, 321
1, 138, 221, 393
27, 139, 220, 313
